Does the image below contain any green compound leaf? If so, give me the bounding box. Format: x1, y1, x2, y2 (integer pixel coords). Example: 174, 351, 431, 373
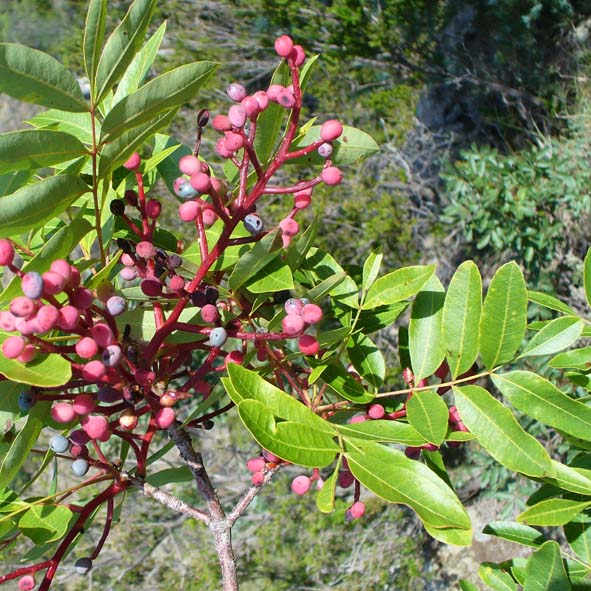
309, 359, 374, 404
27, 109, 96, 145
0, 130, 87, 174
0, 175, 89, 237
112, 21, 166, 104
316, 459, 340, 513
101, 61, 217, 144
94, 0, 156, 103
224, 364, 335, 434
564, 516, 591, 565
443, 260, 482, 378
0, 402, 49, 490
83, 0, 107, 85
550, 347, 591, 370
99, 108, 177, 176
335, 420, 427, 446
18, 504, 73, 545
453, 385, 551, 477
519, 316, 584, 359
346, 332, 385, 388
237, 399, 339, 468
406, 388, 449, 446
363, 264, 436, 309
523, 541, 571, 591
0, 43, 88, 112
528, 290, 577, 316
479, 262, 527, 370
478, 563, 519, 591
345, 439, 471, 542
409, 274, 446, 382
483, 521, 546, 548
492, 371, 591, 443
518, 499, 591, 527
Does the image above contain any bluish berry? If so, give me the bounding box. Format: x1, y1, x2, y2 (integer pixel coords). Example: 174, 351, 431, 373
175, 181, 199, 199
21, 272, 44, 299
18, 391, 36, 411
209, 327, 228, 347
102, 345, 122, 367
243, 214, 263, 235
49, 434, 69, 453
105, 295, 126, 316
71, 458, 89, 476
74, 557, 93, 575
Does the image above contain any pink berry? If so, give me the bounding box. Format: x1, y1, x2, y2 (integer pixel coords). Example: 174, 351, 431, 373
284, 298, 303, 315
17, 575, 35, 591
227, 82, 247, 102
318, 143, 333, 158
141, 278, 163, 297
145, 199, 162, 219
123, 152, 141, 170
42, 271, 66, 295
282, 314, 305, 336
121, 253, 135, 266
262, 449, 280, 463
321, 166, 343, 185
49, 259, 71, 282
155, 407, 176, 429
212, 114, 232, 131
266, 84, 284, 102
189, 172, 211, 193
10, 296, 37, 318
57, 305, 79, 330
216, 137, 234, 158
202, 208, 218, 227
0, 238, 15, 266
405, 446, 421, 460
17, 344, 37, 363
179, 155, 201, 175
291, 475, 311, 495
320, 119, 343, 142
240, 96, 259, 118
298, 335, 319, 356
274, 34, 294, 58
201, 304, 220, 324
279, 218, 299, 237
247, 457, 266, 473
75, 337, 99, 359
67, 265, 81, 289
179, 200, 200, 222
223, 131, 244, 151
35, 305, 59, 333
136, 369, 155, 386
276, 88, 296, 108
348, 501, 366, 520
368, 404, 385, 420
0, 311, 16, 331
169, 275, 185, 291
301, 303, 323, 324
82, 360, 106, 381
228, 104, 247, 128
73, 393, 96, 415
14, 316, 39, 336
81, 414, 109, 440
51, 402, 76, 424
349, 414, 366, 424
119, 267, 137, 282
290, 45, 306, 66
253, 91, 269, 111
91, 323, 114, 348
136, 241, 156, 259
294, 189, 312, 209
70, 288, 93, 310
251, 471, 265, 486
2, 335, 26, 359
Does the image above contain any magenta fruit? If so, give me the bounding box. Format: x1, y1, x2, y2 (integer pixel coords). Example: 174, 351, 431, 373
321, 166, 343, 185
294, 189, 312, 209
282, 314, 305, 336
0, 238, 14, 266
36, 304, 59, 333
179, 200, 200, 222
0, 311, 16, 331
367, 403, 385, 420
227, 82, 247, 102
123, 152, 141, 170
279, 218, 299, 237
298, 335, 319, 356
136, 241, 156, 259
212, 114, 232, 131
81, 360, 106, 381
154, 407, 176, 429
10, 296, 37, 318
228, 104, 247, 128
246, 457, 266, 473
81, 414, 109, 440
146, 199, 162, 219
51, 402, 76, 424
57, 305, 79, 330
284, 298, 303, 315
201, 304, 220, 324
91, 323, 114, 347
75, 337, 99, 359
178, 155, 201, 175
189, 171, 211, 193
72, 394, 96, 415
141, 277, 163, 297
301, 303, 323, 324
274, 34, 294, 58
2, 335, 26, 359
17, 575, 35, 591
320, 119, 343, 141
70, 288, 93, 310
291, 475, 311, 495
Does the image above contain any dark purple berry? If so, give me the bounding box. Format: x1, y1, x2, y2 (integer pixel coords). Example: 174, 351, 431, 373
110, 199, 125, 215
